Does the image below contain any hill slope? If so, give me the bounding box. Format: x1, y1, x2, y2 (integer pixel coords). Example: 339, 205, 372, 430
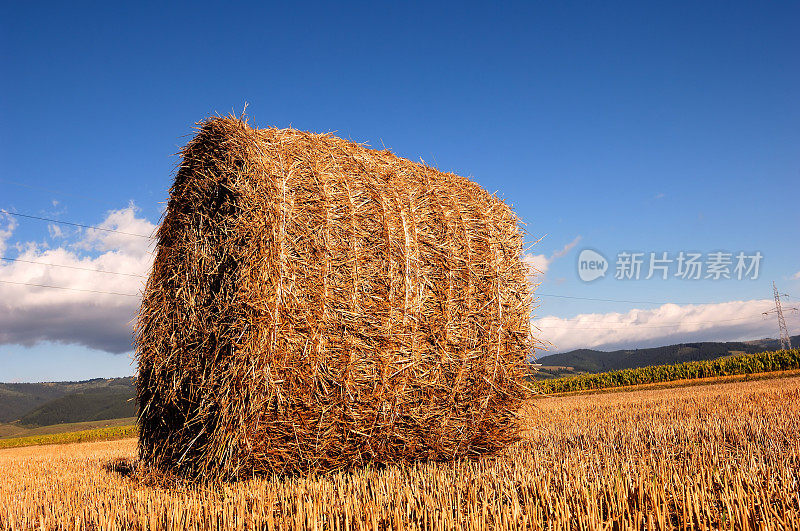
18, 387, 136, 427
536, 336, 800, 374
0, 377, 135, 424
0, 384, 68, 424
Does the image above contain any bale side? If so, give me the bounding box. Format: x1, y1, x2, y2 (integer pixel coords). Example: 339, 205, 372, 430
136, 116, 534, 479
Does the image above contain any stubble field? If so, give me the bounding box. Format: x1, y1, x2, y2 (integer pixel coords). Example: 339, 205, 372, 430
1, 376, 798, 529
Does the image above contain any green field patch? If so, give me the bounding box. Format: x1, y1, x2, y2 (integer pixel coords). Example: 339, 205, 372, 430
0, 424, 138, 449
0, 417, 137, 440
533, 349, 800, 394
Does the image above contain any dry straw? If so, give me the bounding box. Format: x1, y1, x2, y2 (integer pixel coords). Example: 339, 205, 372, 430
136, 115, 535, 480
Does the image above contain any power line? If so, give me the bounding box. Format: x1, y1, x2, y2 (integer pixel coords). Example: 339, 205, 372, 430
0, 275, 787, 331
0, 209, 154, 239
536, 292, 716, 305
0, 268, 766, 309
1, 275, 794, 336
0, 254, 781, 312
0, 257, 147, 278
0, 207, 787, 308
0, 279, 140, 297
533, 308, 773, 325
0, 248, 781, 309
532, 314, 788, 330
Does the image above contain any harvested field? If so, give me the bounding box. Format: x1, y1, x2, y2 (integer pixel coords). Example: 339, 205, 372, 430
2, 376, 798, 529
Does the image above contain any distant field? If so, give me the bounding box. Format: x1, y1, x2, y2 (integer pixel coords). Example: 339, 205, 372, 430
1, 376, 798, 528
0, 423, 137, 449
536, 368, 800, 397
0, 417, 136, 440
530, 365, 579, 380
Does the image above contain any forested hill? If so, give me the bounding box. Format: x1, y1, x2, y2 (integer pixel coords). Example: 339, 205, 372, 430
0, 377, 135, 425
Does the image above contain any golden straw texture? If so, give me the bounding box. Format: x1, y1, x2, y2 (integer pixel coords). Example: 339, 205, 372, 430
136, 116, 534, 479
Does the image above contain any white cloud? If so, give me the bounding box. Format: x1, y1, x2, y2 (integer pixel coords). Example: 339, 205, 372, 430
792, 271, 800, 280
551, 236, 581, 260
523, 236, 581, 277
522, 253, 550, 277
0, 205, 155, 353
47, 224, 64, 239
532, 298, 797, 354
0, 213, 18, 256
76, 201, 157, 254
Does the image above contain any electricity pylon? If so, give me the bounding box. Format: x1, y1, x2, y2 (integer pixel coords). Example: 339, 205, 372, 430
763, 281, 794, 350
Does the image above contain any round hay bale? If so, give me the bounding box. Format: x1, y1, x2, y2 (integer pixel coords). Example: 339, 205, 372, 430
136, 115, 535, 479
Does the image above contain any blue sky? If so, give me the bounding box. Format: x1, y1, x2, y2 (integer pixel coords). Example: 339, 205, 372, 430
1, 2, 798, 381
